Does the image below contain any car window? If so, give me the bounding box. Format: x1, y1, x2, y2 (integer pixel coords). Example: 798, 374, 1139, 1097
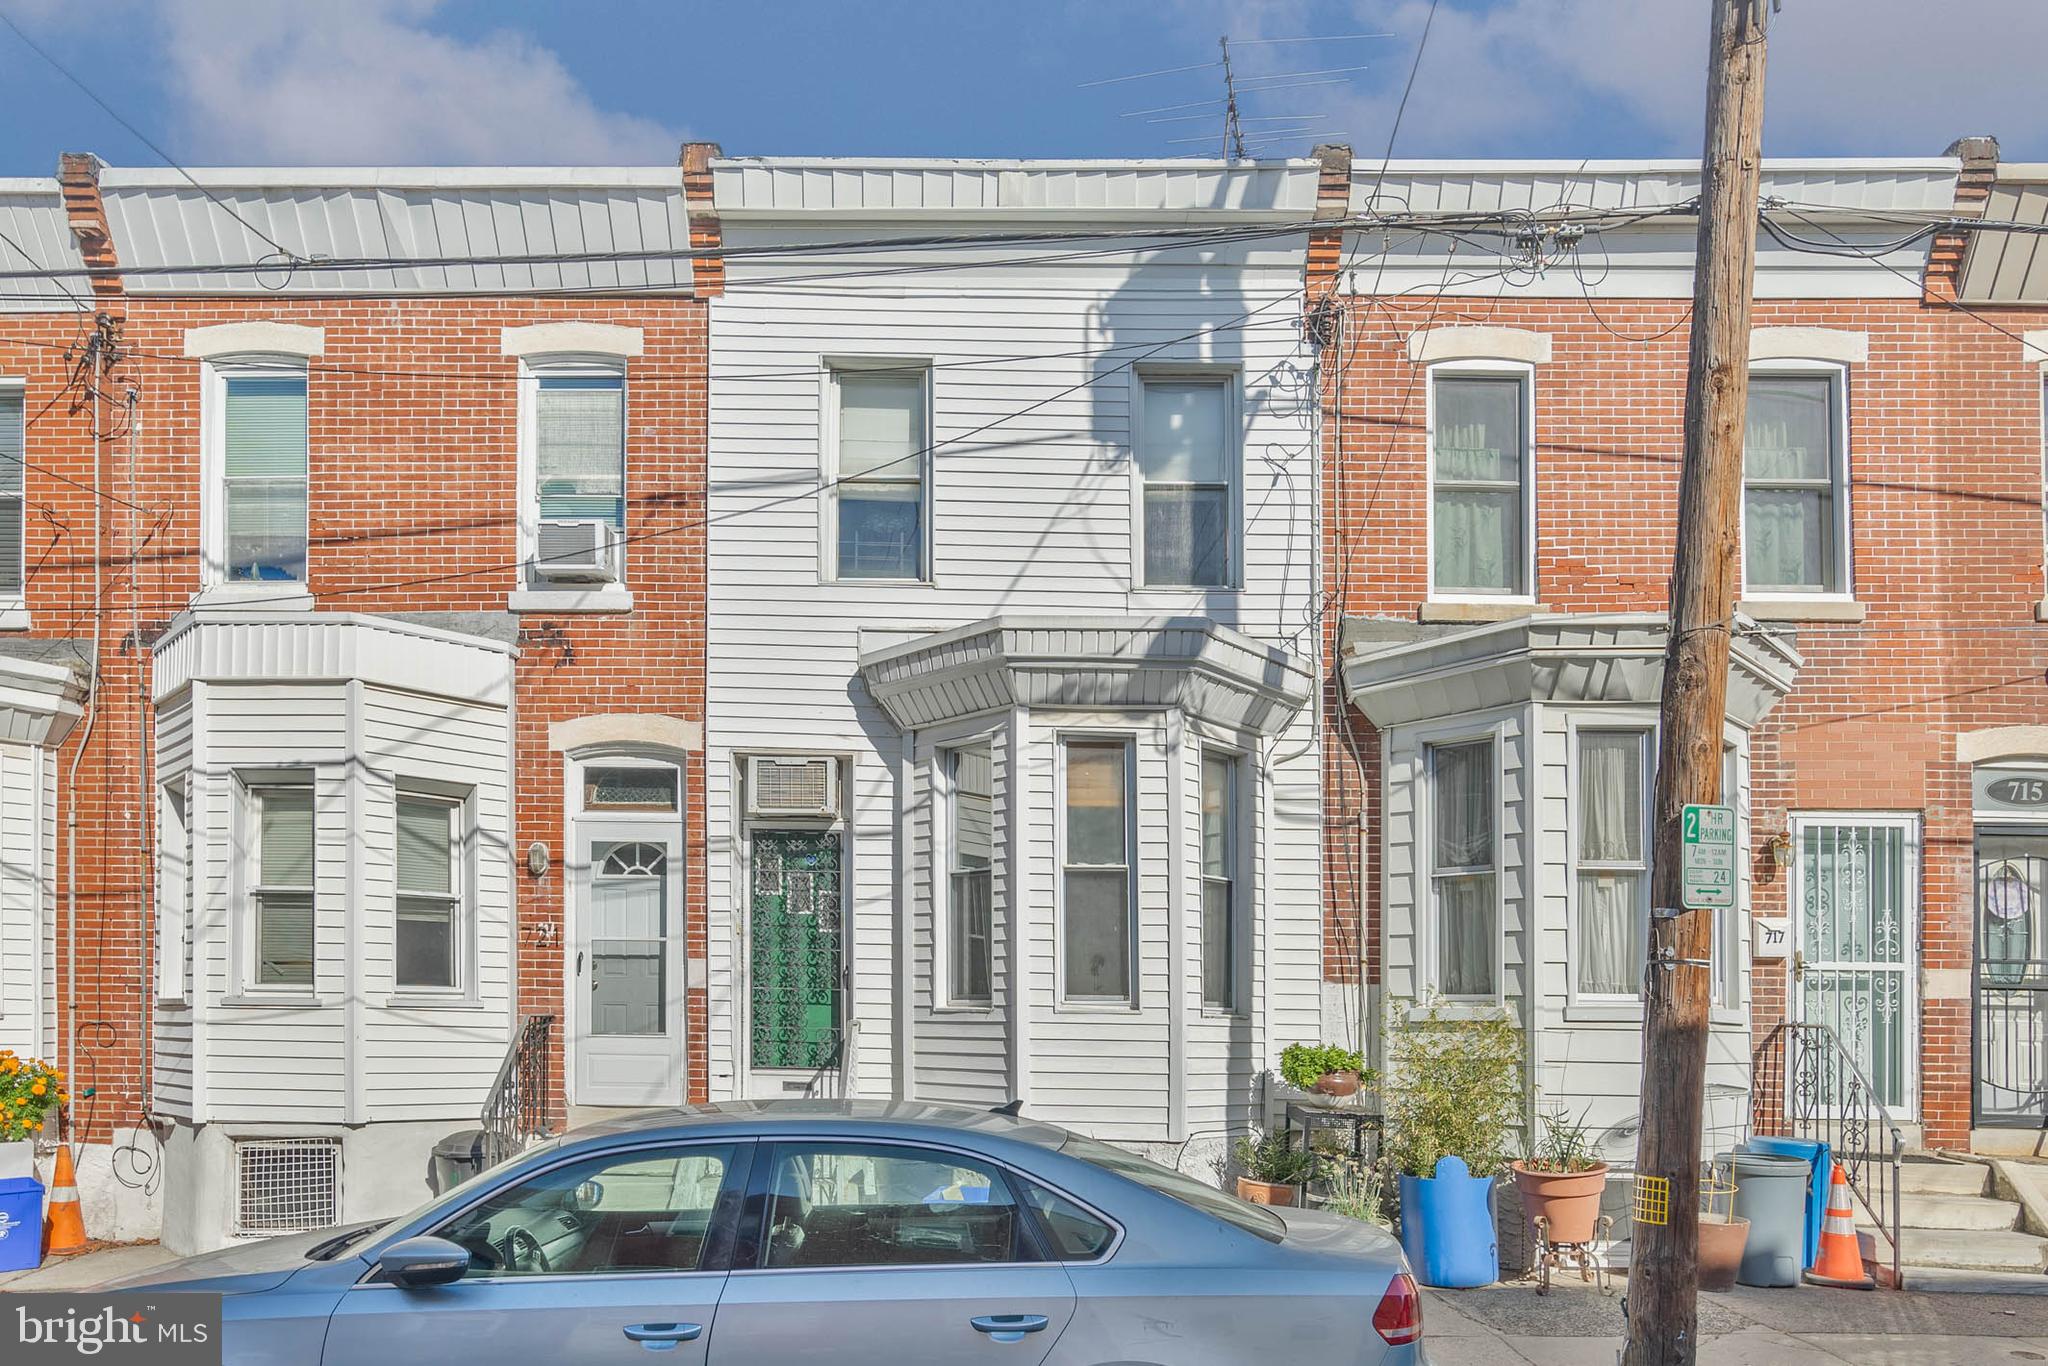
755, 1142, 1028, 1269
1015, 1176, 1116, 1260
1059, 1133, 1284, 1243
435, 1143, 740, 1278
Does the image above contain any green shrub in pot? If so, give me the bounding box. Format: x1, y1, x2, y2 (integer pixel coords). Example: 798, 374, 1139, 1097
1278, 1042, 1371, 1096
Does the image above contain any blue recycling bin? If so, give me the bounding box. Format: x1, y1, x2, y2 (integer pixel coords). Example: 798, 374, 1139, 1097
1398, 1157, 1500, 1288
1745, 1137, 1828, 1270
0, 1176, 44, 1273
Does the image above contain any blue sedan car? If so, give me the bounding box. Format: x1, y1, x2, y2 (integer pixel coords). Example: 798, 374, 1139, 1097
111, 1100, 1427, 1364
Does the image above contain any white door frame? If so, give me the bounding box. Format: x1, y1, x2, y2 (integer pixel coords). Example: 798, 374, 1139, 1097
1789, 811, 1922, 1119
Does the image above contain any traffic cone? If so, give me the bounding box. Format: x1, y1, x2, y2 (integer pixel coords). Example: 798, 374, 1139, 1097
1804, 1161, 1874, 1290
41, 1145, 87, 1256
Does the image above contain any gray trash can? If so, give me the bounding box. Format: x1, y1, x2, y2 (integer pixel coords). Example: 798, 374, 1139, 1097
431, 1129, 485, 1194
1731, 1147, 1811, 1287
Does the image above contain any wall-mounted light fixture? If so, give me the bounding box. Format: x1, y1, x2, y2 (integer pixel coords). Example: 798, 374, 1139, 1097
1768, 832, 1793, 871
527, 841, 551, 877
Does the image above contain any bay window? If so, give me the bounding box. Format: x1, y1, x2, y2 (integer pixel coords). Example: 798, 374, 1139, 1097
251, 784, 315, 988
1576, 729, 1651, 998
947, 745, 994, 1005
1200, 749, 1240, 1010
396, 793, 461, 991
1062, 739, 1131, 1002
1428, 738, 1497, 997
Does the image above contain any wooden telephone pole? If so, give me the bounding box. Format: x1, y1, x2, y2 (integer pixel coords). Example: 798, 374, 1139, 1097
1624, 3, 1770, 1364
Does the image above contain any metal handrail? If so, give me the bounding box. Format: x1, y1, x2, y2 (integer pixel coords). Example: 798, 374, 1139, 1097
1751, 1021, 1905, 1289
481, 1013, 556, 1170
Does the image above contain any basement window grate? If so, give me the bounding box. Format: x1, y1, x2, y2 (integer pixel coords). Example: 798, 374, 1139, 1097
232, 1137, 340, 1238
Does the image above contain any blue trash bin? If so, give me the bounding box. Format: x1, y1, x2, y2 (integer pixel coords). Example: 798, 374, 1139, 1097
0, 1176, 44, 1273
1745, 1137, 1828, 1270
1398, 1156, 1499, 1288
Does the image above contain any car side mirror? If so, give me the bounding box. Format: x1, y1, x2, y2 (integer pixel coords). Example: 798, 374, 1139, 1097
378, 1236, 472, 1289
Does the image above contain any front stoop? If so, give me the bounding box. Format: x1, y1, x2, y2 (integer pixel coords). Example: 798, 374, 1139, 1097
1875, 1159, 2048, 1290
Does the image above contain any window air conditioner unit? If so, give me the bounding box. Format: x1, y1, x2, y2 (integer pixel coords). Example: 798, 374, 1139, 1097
747, 756, 841, 819
534, 519, 617, 583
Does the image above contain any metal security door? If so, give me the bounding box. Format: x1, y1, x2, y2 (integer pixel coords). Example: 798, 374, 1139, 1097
1792, 816, 1919, 1114
748, 831, 843, 1074
1975, 831, 2048, 1125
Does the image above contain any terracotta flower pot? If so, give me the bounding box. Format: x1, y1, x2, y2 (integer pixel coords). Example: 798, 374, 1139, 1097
1698, 1213, 1750, 1293
1235, 1176, 1299, 1207
1313, 1069, 1361, 1097
1510, 1161, 1610, 1245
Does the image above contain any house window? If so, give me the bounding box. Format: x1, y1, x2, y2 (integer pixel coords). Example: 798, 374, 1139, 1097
1138, 377, 1234, 587
216, 369, 309, 583
947, 745, 994, 1006
251, 784, 315, 987
583, 765, 679, 812
0, 384, 23, 596
1062, 739, 1131, 1002
395, 794, 461, 990
1714, 744, 1744, 1008
1200, 750, 1239, 1010
1576, 729, 1651, 998
1432, 372, 1531, 597
833, 367, 927, 580
156, 780, 190, 1001
1428, 739, 1497, 997
529, 368, 626, 585
1744, 373, 1847, 594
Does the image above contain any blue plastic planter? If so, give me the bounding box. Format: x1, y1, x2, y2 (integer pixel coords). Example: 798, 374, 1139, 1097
1399, 1156, 1499, 1287
0, 1176, 44, 1273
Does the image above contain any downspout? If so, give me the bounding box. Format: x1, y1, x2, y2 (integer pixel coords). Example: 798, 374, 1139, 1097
66, 320, 106, 1109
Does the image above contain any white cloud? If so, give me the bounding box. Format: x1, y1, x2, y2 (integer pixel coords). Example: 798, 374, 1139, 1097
155, 0, 681, 164
1202, 0, 2048, 160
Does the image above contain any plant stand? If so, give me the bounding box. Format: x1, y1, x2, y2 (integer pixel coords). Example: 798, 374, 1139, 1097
1531, 1212, 1617, 1296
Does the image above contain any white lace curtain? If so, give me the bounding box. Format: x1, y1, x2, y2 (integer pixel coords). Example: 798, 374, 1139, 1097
1577, 731, 1645, 996
1431, 740, 1497, 996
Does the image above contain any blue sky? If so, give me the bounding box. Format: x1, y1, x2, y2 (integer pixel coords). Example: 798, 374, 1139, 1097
0, 0, 2042, 174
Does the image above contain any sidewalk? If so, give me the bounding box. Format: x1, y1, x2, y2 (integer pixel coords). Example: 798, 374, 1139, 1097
1427, 1277, 2048, 1364
0, 1242, 179, 1290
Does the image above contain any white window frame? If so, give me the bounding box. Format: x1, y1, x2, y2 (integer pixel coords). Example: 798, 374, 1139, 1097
1426, 359, 1537, 604
1740, 361, 1853, 602
821, 358, 933, 585
514, 355, 631, 605
0, 377, 25, 615
156, 776, 191, 1003
938, 741, 996, 1010
1198, 743, 1248, 1015
1131, 369, 1243, 592
1055, 733, 1138, 1008
237, 774, 317, 997
1567, 721, 1655, 1006
392, 787, 468, 998
200, 358, 311, 593
1422, 729, 1504, 1004
1713, 740, 1748, 1013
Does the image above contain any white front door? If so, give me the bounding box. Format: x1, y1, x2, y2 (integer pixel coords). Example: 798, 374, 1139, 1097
1791, 814, 1920, 1115
573, 821, 686, 1106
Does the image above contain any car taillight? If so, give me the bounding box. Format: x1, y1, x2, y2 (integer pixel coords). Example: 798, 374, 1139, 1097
1372, 1271, 1422, 1346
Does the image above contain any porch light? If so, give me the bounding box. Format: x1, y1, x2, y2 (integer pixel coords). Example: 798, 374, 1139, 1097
1769, 832, 1793, 869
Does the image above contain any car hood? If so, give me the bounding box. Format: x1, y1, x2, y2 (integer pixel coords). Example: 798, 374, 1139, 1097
1274, 1205, 1407, 1265
103, 1222, 381, 1294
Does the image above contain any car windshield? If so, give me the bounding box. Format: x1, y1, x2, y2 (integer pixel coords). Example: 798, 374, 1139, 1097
332, 1137, 570, 1257
1059, 1133, 1284, 1242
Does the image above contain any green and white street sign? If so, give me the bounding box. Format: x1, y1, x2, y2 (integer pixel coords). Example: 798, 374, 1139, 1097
1680, 803, 1736, 909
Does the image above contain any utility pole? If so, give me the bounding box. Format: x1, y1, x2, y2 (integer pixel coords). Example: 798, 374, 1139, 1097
1624, 3, 1770, 1365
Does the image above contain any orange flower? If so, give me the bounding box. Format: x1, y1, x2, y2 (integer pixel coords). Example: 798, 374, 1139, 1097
30, 1081, 46, 1096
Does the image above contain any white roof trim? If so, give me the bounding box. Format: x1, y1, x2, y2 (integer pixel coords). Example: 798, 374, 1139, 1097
0, 653, 87, 748
1406, 326, 1553, 366
502, 322, 644, 360
0, 178, 60, 194
100, 166, 684, 190
1750, 327, 1869, 365
2023, 330, 2048, 367
184, 321, 325, 360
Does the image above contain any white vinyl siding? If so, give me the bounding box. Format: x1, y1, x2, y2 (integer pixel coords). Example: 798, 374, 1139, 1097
1428, 738, 1498, 998
0, 385, 24, 596
250, 785, 315, 988
831, 367, 928, 581
1744, 371, 1848, 595
1431, 370, 1532, 598
1062, 739, 1133, 1003
220, 372, 309, 584
1137, 377, 1233, 587
947, 745, 993, 1006
1574, 728, 1651, 999
395, 794, 460, 991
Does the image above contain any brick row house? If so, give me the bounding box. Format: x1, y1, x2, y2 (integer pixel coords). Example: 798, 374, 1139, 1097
0, 140, 2042, 1256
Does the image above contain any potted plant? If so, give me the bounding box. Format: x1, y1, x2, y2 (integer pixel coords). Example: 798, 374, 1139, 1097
1383, 1001, 1521, 1288
1697, 1161, 1750, 1293
1510, 1109, 1609, 1245
1320, 1155, 1392, 1229
1279, 1042, 1372, 1098
1232, 1131, 1315, 1207
0, 1050, 65, 1180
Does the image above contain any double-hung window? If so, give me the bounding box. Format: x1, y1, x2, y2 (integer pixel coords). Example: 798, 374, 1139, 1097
1576, 729, 1651, 998
396, 794, 461, 991
833, 367, 928, 581
219, 369, 309, 583
0, 383, 23, 597
1200, 750, 1239, 1010
1062, 739, 1132, 1002
947, 745, 994, 1006
532, 369, 627, 584
1138, 377, 1234, 587
251, 784, 315, 988
1743, 372, 1847, 595
1713, 745, 1744, 1007
1428, 739, 1497, 997
1431, 371, 1532, 598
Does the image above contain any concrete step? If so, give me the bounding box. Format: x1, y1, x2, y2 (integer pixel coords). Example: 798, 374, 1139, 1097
1897, 1161, 1990, 1198
1894, 1227, 2048, 1274
1898, 1265, 2048, 1294
1856, 1194, 2021, 1231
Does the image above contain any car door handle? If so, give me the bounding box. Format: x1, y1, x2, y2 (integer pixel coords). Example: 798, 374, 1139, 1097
623, 1322, 702, 1348
970, 1314, 1050, 1342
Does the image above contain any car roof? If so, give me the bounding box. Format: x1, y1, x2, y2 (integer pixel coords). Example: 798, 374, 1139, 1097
567, 1098, 1074, 1150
